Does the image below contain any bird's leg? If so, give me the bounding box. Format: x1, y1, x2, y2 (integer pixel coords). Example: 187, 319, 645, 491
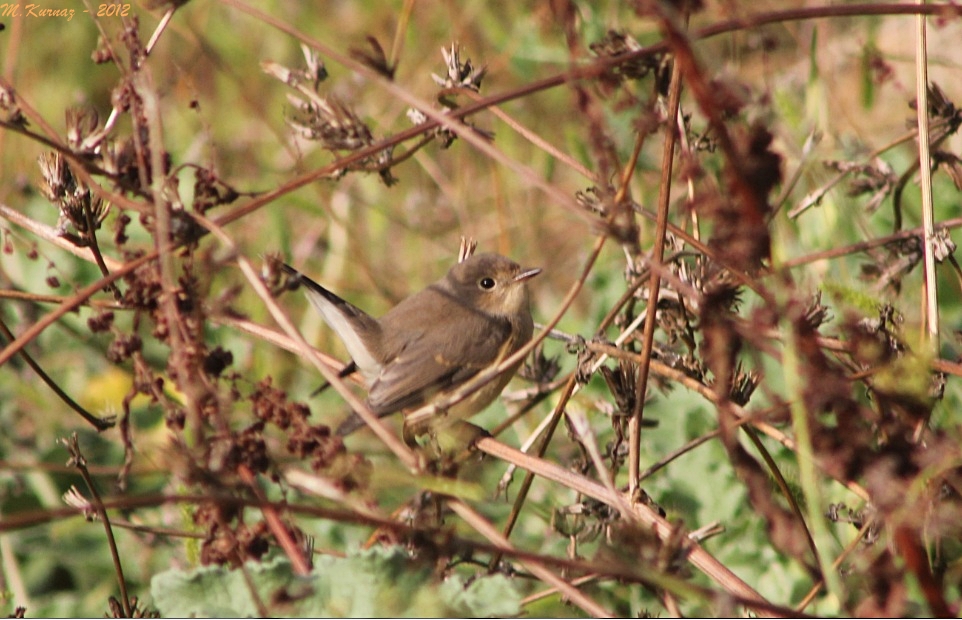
403, 419, 489, 470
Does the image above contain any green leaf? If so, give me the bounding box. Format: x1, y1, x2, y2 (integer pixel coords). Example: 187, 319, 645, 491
150, 547, 522, 617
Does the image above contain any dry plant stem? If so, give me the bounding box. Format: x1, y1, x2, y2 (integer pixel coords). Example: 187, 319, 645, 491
579, 337, 871, 501
630, 47, 684, 493
236, 561, 270, 618
914, 3, 939, 349
64, 435, 132, 617
474, 437, 776, 615
0, 505, 30, 607
795, 519, 875, 612
388, 0, 414, 68
448, 499, 615, 618
0, 204, 124, 270
483, 236, 608, 566
190, 213, 418, 470
210, 314, 351, 379
639, 428, 722, 482
79, 0, 126, 146
0, 78, 151, 216
0, 315, 114, 430
522, 573, 602, 607
81, 208, 122, 300
0, 492, 402, 536
780, 214, 962, 269
236, 465, 311, 575
567, 408, 636, 520
452, 87, 597, 181
227, 0, 591, 226
137, 69, 204, 433
782, 323, 843, 601
742, 425, 819, 567
488, 374, 578, 573
894, 525, 951, 616
0, 252, 155, 367
210, 4, 958, 248
787, 128, 918, 219
282, 467, 386, 522
145, 6, 177, 55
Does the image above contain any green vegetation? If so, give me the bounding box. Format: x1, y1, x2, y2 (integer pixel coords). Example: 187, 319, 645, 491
2, 1, 962, 616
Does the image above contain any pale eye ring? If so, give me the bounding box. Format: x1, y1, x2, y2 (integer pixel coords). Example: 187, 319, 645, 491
479, 277, 496, 290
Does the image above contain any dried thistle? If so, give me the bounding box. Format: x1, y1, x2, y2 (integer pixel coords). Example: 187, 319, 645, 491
263, 54, 396, 184
288, 94, 374, 151
518, 344, 560, 384
589, 30, 663, 85
728, 362, 760, 406
599, 360, 640, 417
431, 43, 486, 93
38, 152, 108, 243
911, 82, 962, 133
933, 150, 962, 191
860, 237, 922, 294
932, 228, 957, 263
828, 158, 897, 214
0, 83, 25, 126
65, 106, 100, 150
192, 167, 239, 214
800, 290, 832, 331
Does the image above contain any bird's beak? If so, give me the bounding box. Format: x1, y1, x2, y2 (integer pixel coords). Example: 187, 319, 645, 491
514, 267, 542, 283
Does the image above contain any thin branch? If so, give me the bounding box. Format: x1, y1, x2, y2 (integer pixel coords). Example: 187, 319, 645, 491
914, 3, 938, 349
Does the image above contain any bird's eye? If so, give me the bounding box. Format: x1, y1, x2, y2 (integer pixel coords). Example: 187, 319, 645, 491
479, 277, 496, 290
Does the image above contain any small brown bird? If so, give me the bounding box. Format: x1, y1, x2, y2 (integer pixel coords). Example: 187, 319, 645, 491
283, 253, 540, 436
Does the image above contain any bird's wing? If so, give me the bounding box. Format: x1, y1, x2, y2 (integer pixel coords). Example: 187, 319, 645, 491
366, 312, 512, 416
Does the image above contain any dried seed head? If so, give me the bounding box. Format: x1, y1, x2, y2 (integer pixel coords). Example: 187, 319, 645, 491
37, 151, 72, 203
38, 152, 108, 240
728, 363, 760, 406
589, 30, 663, 85
519, 345, 561, 383
431, 43, 486, 92
801, 291, 832, 331
101, 136, 138, 186
192, 167, 239, 214
932, 229, 957, 263
300, 43, 328, 89
829, 157, 897, 214
0, 83, 25, 126
65, 106, 100, 150
600, 361, 639, 416
290, 95, 374, 150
